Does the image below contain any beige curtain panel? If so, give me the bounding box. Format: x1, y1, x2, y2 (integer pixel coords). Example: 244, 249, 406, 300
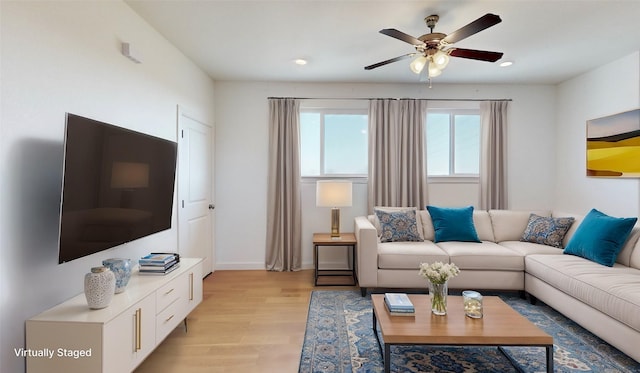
479, 100, 509, 209
368, 99, 428, 213
265, 98, 302, 271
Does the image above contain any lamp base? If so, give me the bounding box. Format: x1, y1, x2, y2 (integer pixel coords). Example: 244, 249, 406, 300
330, 207, 341, 238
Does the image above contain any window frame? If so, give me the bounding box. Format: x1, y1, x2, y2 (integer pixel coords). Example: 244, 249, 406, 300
426, 108, 481, 181
299, 108, 369, 179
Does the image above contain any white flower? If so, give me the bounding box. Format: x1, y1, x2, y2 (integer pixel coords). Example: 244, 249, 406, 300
419, 261, 460, 284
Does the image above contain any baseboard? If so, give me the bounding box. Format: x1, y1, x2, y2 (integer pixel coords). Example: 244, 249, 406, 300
215, 261, 349, 271
214, 262, 266, 270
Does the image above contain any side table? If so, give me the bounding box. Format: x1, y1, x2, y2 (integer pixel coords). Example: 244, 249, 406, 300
313, 233, 357, 286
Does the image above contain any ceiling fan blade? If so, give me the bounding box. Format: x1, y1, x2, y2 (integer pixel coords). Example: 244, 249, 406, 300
449, 48, 503, 62
379, 28, 424, 46
441, 13, 502, 45
364, 53, 416, 70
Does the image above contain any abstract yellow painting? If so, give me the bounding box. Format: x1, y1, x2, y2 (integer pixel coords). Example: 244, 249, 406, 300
587, 109, 640, 177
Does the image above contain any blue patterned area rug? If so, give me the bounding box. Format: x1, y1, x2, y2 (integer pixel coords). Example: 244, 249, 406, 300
298, 290, 640, 372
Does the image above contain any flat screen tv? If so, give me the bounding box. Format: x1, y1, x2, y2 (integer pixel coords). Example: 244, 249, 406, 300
58, 113, 177, 264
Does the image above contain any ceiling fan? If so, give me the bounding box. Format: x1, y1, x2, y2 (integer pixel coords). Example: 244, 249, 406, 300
365, 13, 504, 81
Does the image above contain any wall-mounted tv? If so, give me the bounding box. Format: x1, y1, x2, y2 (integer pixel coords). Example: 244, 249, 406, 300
58, 113, 178, 264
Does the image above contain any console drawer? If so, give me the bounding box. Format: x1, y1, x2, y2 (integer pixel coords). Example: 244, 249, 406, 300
156, 276, 183, 313
156, 296, 184, 344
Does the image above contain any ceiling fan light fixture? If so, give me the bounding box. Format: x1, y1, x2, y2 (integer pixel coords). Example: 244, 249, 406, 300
410, 56, 427, 74
427, 61, 442, 77
432, 51, 450, 69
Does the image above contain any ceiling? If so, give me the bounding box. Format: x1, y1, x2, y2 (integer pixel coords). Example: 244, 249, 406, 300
126, 0, 640, 85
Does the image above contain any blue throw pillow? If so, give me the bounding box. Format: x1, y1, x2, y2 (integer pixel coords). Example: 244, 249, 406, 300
374, 209, 422, 243
426, 205, 481, 243
564, 208, 637, 267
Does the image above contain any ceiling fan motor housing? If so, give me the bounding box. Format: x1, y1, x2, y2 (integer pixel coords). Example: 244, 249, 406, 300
417, 33, 446, 55
425, 15, 439, 30
418, 15, 446, 56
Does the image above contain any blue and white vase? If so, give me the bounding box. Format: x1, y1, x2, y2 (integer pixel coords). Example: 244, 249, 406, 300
102, 258, 132, 294
84, 266, 116, 309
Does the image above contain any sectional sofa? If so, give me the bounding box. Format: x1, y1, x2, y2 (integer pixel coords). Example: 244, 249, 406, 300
354, 208, 640, 362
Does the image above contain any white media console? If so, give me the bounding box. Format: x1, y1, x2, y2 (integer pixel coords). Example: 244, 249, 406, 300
26, 257, 203, 373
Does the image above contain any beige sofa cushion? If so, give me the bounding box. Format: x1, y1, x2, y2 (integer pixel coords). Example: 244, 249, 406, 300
627, 227, 640, 270
473, 210, 495, 242
499, 241, 564, 256
526, 254, 640, 333
378, 241, 449, 270
417, 210, 435, 241
489, 210, 551, 242
436, 241, 524, 271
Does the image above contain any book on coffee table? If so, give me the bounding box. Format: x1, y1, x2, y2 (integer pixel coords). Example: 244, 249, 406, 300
384, 300, 415, 316
384, 293, 415, 313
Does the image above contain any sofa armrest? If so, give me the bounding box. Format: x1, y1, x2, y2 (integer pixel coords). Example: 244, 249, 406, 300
355, 216, 378, 289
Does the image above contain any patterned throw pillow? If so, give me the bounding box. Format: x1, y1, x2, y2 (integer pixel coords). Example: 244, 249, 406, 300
521, 214, 575, 248
372, 206, 424, 240
374, 209, 422, 243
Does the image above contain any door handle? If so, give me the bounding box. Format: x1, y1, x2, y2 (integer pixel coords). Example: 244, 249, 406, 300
208, 204, 215, 210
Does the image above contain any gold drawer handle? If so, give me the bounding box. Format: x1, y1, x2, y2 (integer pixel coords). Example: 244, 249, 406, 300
135, 308, 142, 351
164, 288, 175, 295
165, 314, 174, 323
189, 273, 194, 301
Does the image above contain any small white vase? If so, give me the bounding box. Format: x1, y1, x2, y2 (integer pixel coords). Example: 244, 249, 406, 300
84, 266, 116, 309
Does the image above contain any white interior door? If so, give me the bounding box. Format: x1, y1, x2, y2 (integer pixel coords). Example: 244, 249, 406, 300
177, 106, 214, 276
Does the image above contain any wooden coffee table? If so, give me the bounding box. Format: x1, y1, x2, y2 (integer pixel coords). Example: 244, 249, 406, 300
371, 294, 553, 373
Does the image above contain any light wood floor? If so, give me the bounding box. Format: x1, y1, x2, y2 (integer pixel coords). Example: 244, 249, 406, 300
134, 269, 357, 373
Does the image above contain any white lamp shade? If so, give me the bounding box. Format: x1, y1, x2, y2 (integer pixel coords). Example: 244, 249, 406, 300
316, 180, 352, 207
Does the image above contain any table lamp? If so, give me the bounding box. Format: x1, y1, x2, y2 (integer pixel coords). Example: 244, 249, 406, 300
316, 180, 352, 238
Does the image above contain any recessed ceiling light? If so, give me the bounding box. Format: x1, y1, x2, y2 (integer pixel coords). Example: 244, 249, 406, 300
294, 59, 308, 66
499, 61, 513, 67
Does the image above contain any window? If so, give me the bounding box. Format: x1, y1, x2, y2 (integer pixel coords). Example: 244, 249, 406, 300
426, 109, 480, 177
300, 110, 368, 177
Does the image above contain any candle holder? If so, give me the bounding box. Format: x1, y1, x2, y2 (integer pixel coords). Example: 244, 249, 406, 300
463, 290, 483, 318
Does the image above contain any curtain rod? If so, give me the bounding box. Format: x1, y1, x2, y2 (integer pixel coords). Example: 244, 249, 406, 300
267, 97, 513, 102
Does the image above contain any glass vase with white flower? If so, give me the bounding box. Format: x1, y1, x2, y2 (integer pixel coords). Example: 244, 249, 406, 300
419, 261, 460, 315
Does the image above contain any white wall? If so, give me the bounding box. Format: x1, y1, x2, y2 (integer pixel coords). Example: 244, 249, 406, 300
214, 82, 557, 270
555, 51, 640, 217
0, 2, 215, 372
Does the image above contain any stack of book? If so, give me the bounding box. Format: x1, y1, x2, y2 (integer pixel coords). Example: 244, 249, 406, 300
384, 293, 415, 316
138, 253, 180, 275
